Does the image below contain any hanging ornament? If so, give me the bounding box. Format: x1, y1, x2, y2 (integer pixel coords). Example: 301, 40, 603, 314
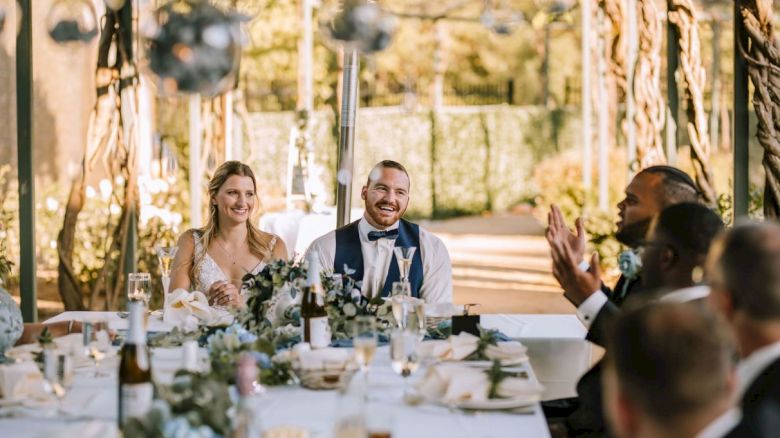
481, 0, 522, 35
46, 0, 98, 44
104, 0, 126, 11
319, 0, 396, 54
144, 0, 246, 96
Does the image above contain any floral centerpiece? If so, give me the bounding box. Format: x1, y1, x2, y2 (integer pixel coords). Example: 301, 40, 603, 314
240, 259, 395, 343
123, 371, 233, 438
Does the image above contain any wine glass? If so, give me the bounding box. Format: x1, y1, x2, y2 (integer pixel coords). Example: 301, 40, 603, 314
156, 246, 178, 307
42, 350, 71, 416
352, 316, 378, 390
86, 321, 111, 377
390, 330, 420, 396
404, 299, 426, 341
393, 247, 416, 284
127, 272, 152, 308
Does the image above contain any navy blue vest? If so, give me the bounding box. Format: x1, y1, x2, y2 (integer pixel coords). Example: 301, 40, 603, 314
334, 219, 424, 298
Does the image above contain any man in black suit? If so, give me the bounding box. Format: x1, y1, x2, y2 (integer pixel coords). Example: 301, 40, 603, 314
707, 222, 780, 437
546, 184, 720, 435
603, 301, 738, 438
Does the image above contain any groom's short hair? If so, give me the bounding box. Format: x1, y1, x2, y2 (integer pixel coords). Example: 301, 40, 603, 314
367, 160, 410, 186
606, 301, 735, 422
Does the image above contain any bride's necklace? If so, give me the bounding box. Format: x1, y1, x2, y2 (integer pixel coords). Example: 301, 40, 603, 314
214, 237, 250, 273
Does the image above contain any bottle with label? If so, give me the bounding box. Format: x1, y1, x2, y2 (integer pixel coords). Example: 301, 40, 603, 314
118, 300, 153, 429
300, 252, 331, 348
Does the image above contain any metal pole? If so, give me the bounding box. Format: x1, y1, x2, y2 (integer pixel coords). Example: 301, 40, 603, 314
597, 8, 609, 211
582, 0, 593, 190
189, 95, 203, 228
336, 50, 360, 228
733, 1, 749, 218
625, 0, 638, 177
120, 1, 137, 277
16, 0, 36, 322
666, 13, 679, 165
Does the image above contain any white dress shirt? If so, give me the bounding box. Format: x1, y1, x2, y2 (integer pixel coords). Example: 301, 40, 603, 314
736, 340, 780, 400
306, 216, 453, 304
695, 408, 742, 438
575, 283, 711, 329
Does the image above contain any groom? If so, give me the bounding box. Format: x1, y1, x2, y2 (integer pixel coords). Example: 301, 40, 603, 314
307, 160, 452, 303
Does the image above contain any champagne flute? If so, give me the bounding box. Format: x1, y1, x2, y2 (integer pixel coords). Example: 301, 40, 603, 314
156, 245, 178, 308
127, 272, 152, 308
87, 321, 111, 377
42, 350, 70, 417
352, 316, 378, 391
390, 330, 420, 397
404, 299, 426, 341
393, 247, 416, 284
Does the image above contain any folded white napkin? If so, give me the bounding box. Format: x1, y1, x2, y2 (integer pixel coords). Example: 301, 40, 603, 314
0, 361, 48, 401
296, 347, 350, 370
164, 289, 212, 331
416, 363, 543, 404
424, 303, 465, 317
416, 333, 527, 363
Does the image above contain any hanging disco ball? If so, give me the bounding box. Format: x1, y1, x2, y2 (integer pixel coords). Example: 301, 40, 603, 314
319, 0, 396, 54
144, 0, 245, 97
480, 6, 523, 36
104, 0, 126, 11
46, 0, 98, 44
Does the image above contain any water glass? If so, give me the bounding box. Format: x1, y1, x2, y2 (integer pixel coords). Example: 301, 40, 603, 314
86, 321, 111, 377
42, 350, 70, 416
127, 272, 152, 306
352, 316, 378, 373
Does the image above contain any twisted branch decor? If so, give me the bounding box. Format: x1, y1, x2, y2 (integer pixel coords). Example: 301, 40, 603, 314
667, 0, 717, 205
739, 0, 780, 217
633, 0, 666, 167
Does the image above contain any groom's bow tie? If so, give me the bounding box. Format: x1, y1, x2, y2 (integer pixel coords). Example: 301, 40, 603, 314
367, 229, 399, 241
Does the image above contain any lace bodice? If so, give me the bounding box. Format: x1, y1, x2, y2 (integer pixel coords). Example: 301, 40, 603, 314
191, 232, 277, 294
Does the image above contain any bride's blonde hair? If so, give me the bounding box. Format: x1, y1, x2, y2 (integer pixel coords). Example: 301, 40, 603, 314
191, 161, 273, 283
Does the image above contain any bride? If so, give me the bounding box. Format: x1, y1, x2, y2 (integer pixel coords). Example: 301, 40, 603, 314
170, 161, 287, 307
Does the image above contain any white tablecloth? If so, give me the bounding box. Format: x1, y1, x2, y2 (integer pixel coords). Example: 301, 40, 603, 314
481, 314, 591, 401
2, 310, 558, 438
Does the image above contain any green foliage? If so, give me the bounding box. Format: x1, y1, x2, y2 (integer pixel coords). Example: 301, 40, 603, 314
247, 107, 579, 218
463, 325, 502, 361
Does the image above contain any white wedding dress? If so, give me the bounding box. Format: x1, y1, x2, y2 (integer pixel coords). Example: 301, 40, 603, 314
191, 231, 277, 295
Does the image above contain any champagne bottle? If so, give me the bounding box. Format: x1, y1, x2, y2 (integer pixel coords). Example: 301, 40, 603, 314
118, 301, 153, 429
300, 252, 331, 348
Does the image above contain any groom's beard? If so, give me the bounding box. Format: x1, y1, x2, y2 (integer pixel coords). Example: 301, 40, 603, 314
615, 218, 652, 248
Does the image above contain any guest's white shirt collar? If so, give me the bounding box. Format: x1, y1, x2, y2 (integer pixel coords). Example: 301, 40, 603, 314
694, 408, 742, 438
660, 285, 711, 303
358, 216, 400, 242
736, 340, 780, 400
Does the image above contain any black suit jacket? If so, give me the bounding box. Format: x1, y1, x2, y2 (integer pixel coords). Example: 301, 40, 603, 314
725, 357, 780, 437
565, 275, 642, 436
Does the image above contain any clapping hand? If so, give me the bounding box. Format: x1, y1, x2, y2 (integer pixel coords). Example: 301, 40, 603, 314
546, 205, 600, 306
207, 281, 241, 307
546, 204, 586, 262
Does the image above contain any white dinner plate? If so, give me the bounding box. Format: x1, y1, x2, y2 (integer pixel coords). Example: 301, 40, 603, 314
455, 393, 541, 410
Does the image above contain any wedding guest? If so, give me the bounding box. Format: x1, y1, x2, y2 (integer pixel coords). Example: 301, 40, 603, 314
547, 166, 702, 340
306, 160, 452, 303
543, 166, 708, 436
170, 161, 287, 307
707, 222, 780, 437
603, 301, 739, 438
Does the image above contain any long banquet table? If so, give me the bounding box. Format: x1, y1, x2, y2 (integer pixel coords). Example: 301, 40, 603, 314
0, 312, 592, 437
